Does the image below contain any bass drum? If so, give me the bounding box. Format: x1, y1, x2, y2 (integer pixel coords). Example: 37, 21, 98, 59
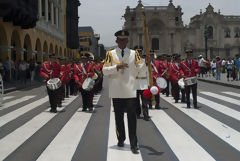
156, 77, 167, 89
82, 78, 95, 91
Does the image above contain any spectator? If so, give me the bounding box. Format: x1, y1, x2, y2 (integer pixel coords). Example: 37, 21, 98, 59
198, 55, 205, 77
211, 59, 216, 77
19, 60, 27, 84
4, 57, 11, 82
15, 60, 20, 80
29, 59, 36, 82
0, 59, 5, 78
10, 59, 15, 80
215, 56, 222, 80
226, 58, 233, 81
233, 54, 240, 81
205, 59, 211, 77
221, 58, 226, 73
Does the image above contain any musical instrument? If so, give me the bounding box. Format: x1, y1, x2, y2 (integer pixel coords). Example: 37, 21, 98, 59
47, 78, 62, 91
156, 77, 167, 89
178, 78, 185, 89
82, 77, 95, 91
184, 76, 197, 86
142, 7, 155, 105
161, 68, 170, 79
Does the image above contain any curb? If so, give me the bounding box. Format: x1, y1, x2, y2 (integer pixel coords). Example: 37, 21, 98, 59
4, 82, 45, 94
198, 79, 240, 89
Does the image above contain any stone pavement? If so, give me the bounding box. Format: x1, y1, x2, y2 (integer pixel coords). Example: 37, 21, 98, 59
197, 73, 240, 89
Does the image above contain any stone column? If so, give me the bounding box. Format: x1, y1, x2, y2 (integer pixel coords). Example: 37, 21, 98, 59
45, 0, 48, 21
56, 7, 59, 28
38, 0, 42, 18
51, 2, 54, 25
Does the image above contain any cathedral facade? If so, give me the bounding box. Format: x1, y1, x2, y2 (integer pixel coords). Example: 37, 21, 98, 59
123, 0, 240, 59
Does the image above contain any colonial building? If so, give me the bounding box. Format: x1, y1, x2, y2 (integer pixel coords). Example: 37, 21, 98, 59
123, 0, 240, 58
0, 0, 80, 65
78, 26, 101, 58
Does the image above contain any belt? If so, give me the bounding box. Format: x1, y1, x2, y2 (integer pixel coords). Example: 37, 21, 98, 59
136, 76, 147, 79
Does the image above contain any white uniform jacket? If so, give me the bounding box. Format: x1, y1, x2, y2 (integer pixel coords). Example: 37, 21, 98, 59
103, 47, 144, 98
136, 58, 149, 90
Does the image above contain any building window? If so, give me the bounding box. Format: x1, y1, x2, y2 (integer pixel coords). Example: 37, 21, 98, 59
234, 27, 240, 38
224, 28, 231, 38
208, 26, 213, 39
152, 38, 159, 50
226, 48, 230, 58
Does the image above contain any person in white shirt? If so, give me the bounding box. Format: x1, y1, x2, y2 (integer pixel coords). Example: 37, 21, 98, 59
211, 59, 216, 77
19, 60, 27, 84
198, 55, 205, 77
103, 30, 145, 154
134, 46, 150, 121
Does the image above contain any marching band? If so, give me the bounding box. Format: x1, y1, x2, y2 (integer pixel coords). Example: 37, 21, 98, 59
40, 29, 200, 154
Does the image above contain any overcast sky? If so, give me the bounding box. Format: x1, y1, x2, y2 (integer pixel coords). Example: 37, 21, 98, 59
78, 0, 240, 47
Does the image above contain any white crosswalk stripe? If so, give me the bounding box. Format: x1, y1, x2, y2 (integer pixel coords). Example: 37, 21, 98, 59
107, 101, 143, 161
0, 96, 48, 128
150, 110, 215, 161
192, 95, 240, 121
0, 96, 78, 160
37, 95, 101, 161
222, 91, 240, 98
162, 96, 240, 152
3, 96, 15, 101
200, 92, 240, 106
0, 96, 35, 110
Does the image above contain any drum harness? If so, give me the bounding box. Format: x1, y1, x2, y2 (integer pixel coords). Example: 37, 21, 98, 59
182, 62, 194, 77
171, 63, 181, 78
44, 63, 53, 78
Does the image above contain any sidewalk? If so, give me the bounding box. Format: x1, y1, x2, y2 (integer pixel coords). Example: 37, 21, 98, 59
3, 79, 44, 94
197, 73, 240, 89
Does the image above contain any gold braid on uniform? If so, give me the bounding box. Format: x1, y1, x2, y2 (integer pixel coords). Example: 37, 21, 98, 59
103, 51, 112, 66
135, 50, 142, 64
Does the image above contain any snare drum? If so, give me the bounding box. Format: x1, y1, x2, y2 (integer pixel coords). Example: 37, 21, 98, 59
183, 76, 197, 86
47, 78, 62, 90
156, 77, 167, 89
82, 78, 95, 91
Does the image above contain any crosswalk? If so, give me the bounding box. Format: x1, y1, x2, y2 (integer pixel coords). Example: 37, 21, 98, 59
0, 90, 240, 161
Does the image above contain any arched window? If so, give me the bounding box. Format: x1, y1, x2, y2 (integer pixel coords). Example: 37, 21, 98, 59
152, 38, 159, 50
224, 28, 231, 38
207, 26, 213, 39
234, 27, 240, 38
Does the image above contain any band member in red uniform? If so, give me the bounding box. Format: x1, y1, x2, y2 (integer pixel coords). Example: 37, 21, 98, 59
180, 50, 200, 108
40, 54, 61, 113
74, 53, 95, 111
69, 60, 77, 95
169, 54, 184, 103
149, 50, 163, 109
64, 59, 71, 98
162, 54, 171, 96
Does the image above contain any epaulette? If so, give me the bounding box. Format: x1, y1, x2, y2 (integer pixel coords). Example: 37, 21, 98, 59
135, 50, 142, 64
103, 51, 112, 66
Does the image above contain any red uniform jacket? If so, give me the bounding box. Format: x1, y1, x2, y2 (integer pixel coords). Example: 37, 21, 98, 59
69, 63, 76, 79
73, 63, 94, 87
60, 65, 71, 84
169, 63, 184, 83
162, 61, 171, 80
40, 61, 61, 83
151, 60, 162, 84
180, 59, 200, 78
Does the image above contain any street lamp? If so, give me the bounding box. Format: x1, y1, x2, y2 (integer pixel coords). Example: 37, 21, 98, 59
204, 25, 209, 59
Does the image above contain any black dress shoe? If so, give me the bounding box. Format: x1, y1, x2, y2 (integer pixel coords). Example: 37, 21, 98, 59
194, 104, 198, 109
187, 105, 191, 108
155, 106, 160, 109
82, 108, 87, 112
117, 141, 124, 147
143, 117, 150, 121
50, 109, 57, 113
131, 147, 139, 154
175, 100, 178, 103
88, 108, 93, 112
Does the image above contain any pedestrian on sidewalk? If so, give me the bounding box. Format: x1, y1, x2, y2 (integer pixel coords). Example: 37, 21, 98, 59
211, 59, 216, 77
19, 60, 27, 84
226, 58, 233, 81
216, 56, 222, 80
233, 54, 240, 80
29, 59, 36, 82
